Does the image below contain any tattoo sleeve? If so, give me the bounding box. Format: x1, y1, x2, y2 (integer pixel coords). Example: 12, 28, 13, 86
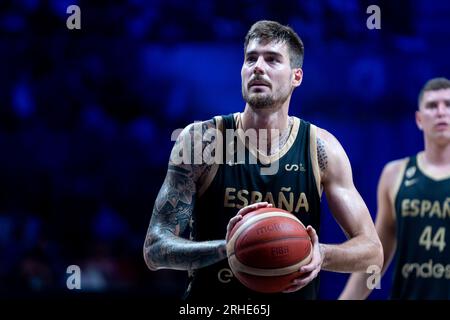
317, 137, 328, 172
144, 120, 227, 271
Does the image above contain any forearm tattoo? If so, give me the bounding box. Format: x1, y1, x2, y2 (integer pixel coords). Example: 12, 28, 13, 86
144, 120, 226, 271
317, 137, 328, 172
152, 234, 227, 271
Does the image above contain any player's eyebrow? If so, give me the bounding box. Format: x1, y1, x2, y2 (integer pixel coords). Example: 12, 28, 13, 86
245, 50, 283, 58
425, 98, 450, 106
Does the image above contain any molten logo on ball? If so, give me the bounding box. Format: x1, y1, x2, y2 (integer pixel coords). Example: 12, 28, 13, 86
226, 207, 312, 293
256, 222, 291, 235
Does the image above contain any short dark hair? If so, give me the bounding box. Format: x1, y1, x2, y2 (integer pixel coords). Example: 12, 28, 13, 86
244, 20, 304, 69
418, 77, 450, 106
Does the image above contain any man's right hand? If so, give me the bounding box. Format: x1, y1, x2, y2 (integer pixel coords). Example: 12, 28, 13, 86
225, 202, 273, 241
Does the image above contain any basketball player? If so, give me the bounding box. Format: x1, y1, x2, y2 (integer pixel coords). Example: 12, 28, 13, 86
144, 20, 383, 301
340, 77, 450, 300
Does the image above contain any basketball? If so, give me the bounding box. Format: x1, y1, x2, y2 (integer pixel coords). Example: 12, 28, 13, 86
226, 207, 312, 293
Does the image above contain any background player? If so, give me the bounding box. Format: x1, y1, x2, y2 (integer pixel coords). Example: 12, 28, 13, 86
340, 77, 450, 299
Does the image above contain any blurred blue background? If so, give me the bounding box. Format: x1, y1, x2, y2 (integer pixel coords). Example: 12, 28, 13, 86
0, 0, 449, 300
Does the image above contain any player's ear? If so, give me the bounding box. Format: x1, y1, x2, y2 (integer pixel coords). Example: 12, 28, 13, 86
292, 68, 303, 87
415, 110, 423, 131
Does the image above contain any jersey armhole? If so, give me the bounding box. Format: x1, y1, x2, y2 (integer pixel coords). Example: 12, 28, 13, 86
388, 158, 409, 220
197, 116, 223, 197
309, 124, 323, 198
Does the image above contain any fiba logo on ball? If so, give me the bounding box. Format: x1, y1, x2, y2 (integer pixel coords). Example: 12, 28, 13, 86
226, 207, 312, 293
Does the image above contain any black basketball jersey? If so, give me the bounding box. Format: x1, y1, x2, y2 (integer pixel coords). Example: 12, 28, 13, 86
391, 155, 450, 299
184, 113, 322, 301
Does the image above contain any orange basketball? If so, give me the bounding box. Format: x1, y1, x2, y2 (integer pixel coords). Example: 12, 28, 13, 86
226, 207, 312, 293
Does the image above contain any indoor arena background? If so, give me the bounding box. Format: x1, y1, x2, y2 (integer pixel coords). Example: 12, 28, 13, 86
0, 0, 449, 300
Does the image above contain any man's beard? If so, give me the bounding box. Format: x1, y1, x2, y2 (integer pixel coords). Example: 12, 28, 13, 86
242, 90, 289, 110
245, 93, 275, 109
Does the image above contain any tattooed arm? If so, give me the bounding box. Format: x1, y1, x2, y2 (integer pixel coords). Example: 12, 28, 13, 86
316, 129, 383, 272
143, 120, 227, 271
